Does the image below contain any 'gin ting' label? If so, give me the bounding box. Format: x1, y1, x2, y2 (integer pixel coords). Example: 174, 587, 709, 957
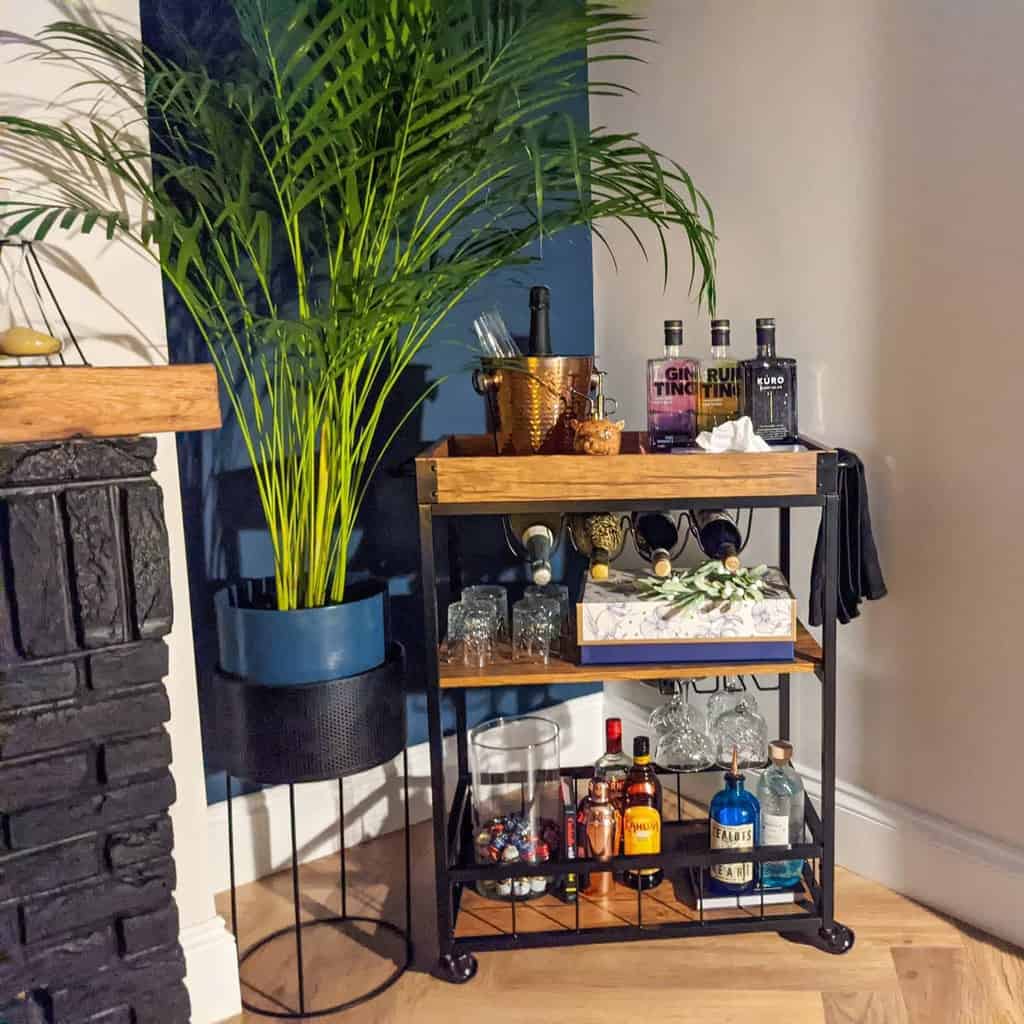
710, 818, 754, 885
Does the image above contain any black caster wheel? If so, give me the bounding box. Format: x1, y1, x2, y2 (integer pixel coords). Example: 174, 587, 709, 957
818, 923, 855, 954
780, 922, 855, 955
437, 952, 478, 984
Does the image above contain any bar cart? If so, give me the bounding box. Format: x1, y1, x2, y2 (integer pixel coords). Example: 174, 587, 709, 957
415, 432, 853, 983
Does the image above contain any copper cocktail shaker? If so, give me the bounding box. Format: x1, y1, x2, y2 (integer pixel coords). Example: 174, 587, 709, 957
583, 779, 620, 896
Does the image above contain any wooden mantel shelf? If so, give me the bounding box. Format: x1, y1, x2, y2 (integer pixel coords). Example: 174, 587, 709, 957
0, 365, 221, 443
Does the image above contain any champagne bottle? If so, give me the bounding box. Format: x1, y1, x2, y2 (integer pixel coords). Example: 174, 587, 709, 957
507, 513, 561, 585
691, 508, 742, 571
528, 285, 552, 355
631, 511, 679, 578
569, 513, 624, 581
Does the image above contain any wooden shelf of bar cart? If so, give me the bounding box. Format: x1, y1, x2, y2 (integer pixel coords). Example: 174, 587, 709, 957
415, 431, 854, 982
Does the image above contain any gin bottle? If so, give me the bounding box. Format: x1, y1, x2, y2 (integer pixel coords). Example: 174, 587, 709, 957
739, 317, 798, 442
647, 320, 700, 450
708, 748, 760, 896
698, 319, 742, 431
757, 740, 805, 889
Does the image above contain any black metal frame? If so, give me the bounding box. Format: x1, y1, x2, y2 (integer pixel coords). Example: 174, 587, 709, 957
225, 756, 414, 1017
418, 442, 853, 983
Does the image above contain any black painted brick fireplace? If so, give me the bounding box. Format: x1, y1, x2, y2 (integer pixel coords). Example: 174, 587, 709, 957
0, 438, 189, 1023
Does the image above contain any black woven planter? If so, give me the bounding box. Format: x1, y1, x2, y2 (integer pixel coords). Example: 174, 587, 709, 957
214, 642, 406, 784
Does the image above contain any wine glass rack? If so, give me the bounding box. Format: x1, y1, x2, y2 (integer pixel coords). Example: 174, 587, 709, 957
415, 431, 853, 984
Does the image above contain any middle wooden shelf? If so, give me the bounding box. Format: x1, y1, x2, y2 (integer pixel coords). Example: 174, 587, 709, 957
438, 620, 821, 689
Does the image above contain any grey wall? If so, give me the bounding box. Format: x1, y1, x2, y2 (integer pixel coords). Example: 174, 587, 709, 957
591, 0, 1024, 853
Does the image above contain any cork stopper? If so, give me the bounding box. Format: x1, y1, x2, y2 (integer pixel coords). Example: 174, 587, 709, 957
652, 549, 672, 577
722, 551, 741, 572
590, 559, 610, 581
770, 740, 793, 764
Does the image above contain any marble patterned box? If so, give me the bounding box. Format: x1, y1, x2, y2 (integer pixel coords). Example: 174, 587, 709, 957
576, 567, 796, 665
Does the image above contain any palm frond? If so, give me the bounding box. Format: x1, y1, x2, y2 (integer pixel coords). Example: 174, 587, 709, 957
0, 0, 716, 609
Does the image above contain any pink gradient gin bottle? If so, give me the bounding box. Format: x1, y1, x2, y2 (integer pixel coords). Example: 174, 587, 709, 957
647, 320, 700, 450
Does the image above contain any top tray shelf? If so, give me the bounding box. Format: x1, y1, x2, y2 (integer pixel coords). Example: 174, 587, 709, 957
416, 432, 836, 509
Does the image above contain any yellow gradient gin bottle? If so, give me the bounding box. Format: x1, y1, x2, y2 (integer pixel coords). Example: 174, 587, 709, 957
698, 319, 742, 431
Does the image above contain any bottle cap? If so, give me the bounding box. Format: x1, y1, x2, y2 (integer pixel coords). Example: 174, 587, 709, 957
663, 320, 684, 347
769, 739, 793, 763
755, 317, 776, 329
711, 318, 731, 343
589, 779, 610, 803
530, 285, 550, 309
633, 735, 650, 759
605, 718, 623, 744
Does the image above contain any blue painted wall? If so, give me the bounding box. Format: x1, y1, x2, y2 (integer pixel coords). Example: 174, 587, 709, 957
140, 1, 600, 802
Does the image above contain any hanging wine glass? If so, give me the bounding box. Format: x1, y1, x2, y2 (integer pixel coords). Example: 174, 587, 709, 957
712, 678, 768, 769
707, 675, 742, 728
649, 682, 689, 737
653, 680, 714, 773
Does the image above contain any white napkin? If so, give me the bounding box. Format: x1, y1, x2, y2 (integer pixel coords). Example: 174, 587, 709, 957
695, 416, 771, 453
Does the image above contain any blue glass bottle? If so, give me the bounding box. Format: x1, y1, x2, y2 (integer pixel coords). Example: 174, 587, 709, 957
708, 749, 760, 896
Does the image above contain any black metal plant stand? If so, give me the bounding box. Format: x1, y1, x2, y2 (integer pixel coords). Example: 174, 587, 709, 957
414, 435, 855, 983
216, 646, 413, 1018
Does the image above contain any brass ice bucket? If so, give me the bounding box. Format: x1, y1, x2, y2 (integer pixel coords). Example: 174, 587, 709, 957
473, 356, 595, 455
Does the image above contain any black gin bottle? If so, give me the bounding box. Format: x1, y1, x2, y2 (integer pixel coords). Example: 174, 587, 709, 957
740, 318, 798, 442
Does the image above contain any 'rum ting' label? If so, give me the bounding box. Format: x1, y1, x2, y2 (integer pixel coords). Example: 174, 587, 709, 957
709, 818, 754, 885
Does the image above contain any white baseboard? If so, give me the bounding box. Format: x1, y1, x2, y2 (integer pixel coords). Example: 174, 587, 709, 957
207, 692, 605, 893
181, 915, 241, 1023
798, 762, 1024, 948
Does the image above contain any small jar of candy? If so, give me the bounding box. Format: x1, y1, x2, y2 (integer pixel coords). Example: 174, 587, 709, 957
470, 715, 561, 900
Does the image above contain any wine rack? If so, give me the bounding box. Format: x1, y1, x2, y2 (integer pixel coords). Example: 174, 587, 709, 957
415, 434, 853, 983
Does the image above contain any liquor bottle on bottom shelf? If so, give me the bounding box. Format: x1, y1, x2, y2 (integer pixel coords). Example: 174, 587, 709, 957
739, 317, 798, 443
698, 319, 742, 431
559, 779, 579, 902
631, 511, 679, 578
623, 736, 663, 891
647, 320, 700, 451
708, 747, 760, 896
569, 513, 625, 581
506, 513, 561, 586
757, 740, 805, 889
528, 285, 552, 355
582, 779, 620, 896
594, 717, 631, 832
691, 508, 742, 572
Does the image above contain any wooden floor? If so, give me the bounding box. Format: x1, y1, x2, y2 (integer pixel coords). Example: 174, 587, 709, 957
218, 821, 1024, 1023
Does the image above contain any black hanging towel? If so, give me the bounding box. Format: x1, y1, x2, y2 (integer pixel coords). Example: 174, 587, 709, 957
809, 448, 887, 626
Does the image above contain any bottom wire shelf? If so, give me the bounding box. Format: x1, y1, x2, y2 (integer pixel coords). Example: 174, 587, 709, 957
448, 769, 824, 952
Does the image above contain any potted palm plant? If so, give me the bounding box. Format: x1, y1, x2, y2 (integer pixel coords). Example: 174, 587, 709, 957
0, 1, 715, 691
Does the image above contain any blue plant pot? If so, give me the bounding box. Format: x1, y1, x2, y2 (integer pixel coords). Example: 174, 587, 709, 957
216, 579, 387, 686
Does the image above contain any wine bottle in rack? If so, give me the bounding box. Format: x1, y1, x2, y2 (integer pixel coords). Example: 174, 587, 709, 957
507, 513, 561, 586
691, 508, 742, 571
631, 511, 679, 578
569, 513, 625, 581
